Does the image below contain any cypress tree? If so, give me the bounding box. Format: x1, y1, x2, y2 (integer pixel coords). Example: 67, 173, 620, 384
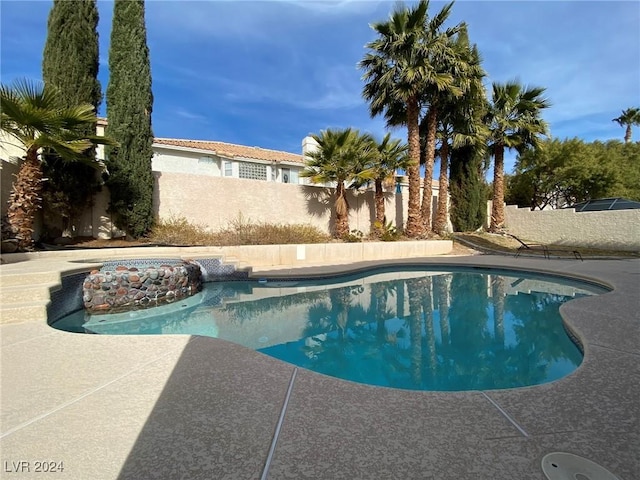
105, 0, 154, 238
449, 146, 488, 232
41, 0, 102, 238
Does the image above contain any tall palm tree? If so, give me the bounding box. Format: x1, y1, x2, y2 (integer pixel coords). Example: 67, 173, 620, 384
369, 133, 409, 236
432, 30, 488, 235
415, 14, 465, 234
612, 107, 640, 143
485, 81, 550, 232
360, 0, 459, 238
1, 79, 114, 250
301, 128, 376, 238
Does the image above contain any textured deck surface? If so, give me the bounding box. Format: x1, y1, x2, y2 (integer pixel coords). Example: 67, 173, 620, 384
1, 250, 638, 479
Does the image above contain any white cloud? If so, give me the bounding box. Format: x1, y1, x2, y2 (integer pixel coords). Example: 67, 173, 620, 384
273, 0, 384, 15
174, 109, 209, 122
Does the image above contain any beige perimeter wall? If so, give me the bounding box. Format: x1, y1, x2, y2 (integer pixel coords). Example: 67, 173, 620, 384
154, 171, 437, 235
3, 167, 440, 240
505, 205, 640, 251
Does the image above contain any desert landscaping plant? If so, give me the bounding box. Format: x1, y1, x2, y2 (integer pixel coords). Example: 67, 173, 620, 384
301, 128, 376, 238
149, 215, 331, 246
1, 79, 114, 250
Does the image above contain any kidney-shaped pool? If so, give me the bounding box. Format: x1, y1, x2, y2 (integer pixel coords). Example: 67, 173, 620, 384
51, 266, 609, 391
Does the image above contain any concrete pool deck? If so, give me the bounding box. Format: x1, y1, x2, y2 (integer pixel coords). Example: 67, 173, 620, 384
0, 249, 638, 479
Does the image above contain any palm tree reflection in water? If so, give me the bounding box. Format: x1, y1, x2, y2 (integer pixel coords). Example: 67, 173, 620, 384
258, 270, 586, 391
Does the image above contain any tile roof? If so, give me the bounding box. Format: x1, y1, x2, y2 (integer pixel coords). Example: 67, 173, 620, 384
154, 138, 304, 164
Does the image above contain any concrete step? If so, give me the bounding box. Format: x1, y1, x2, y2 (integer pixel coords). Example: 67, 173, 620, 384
0, 302, 49, 324
0, 284, 56, 306
0, 270, 62, 287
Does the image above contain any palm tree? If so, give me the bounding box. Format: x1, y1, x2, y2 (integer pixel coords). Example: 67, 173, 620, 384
301, 128, 376, 238
369, 133, 409, 236
360, 0, 460, 238
1, 79, 114, 250
433, 118, 453, 235
415, 14, 466, 234
612, 107, 640, 143
485, 81, 550, 232
432, 30, 488, 235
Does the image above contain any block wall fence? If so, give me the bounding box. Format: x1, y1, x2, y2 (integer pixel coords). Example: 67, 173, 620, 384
504, 205, 640, 251
152, 171, 438, 237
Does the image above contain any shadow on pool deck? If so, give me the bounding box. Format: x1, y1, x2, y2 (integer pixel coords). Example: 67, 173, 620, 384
116, 337, 294, 479
1, 255, 638, 479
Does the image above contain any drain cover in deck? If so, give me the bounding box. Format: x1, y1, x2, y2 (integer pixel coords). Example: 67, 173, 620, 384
542, 452, 621, 480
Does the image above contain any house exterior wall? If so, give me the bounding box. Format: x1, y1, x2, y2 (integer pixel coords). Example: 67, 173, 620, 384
0, 130, 26, 164
1, 130, 26, 216
505, 204, 640, 251
153, 149, 222, 177
153, 146, 306, 184
96, 120, 107, 161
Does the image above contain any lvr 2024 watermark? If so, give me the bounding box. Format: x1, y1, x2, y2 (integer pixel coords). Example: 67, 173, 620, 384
4, 461, 64, 473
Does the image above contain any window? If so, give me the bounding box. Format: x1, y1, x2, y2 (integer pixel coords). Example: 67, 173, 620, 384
224, 161, 233, 177
282, 168, 290, 183
238, 161, 267, 180
289, 169, 299, 184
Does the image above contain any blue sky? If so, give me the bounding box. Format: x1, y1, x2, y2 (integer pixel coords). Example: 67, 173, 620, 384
1, 0, 639, 175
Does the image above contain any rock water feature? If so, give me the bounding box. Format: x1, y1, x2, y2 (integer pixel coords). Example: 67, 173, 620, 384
83, 260, 202, 314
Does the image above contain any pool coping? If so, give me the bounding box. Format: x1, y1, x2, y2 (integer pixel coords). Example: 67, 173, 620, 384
1, 252, 638, 479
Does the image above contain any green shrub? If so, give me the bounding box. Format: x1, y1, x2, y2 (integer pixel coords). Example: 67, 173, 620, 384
342, 229, 364, 243
372, 220, 401, 242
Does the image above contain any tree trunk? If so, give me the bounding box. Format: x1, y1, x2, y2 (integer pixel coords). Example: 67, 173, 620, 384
374, 178, 385, 236
405, 97, 423, 238
421, 106, 438, 233
490, 144, 505, 232
420, 277, 437, 380
6, 150, 43, 250
334, 181, 350, 238
433, 137, 449, 235
372, 285, 388, 341
435, 275, 450, 347
625, 124, 632, 143
492, 275, 506, 348
407, 278, 423, 385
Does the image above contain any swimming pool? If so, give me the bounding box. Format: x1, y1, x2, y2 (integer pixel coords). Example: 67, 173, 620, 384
52, 266, 607, 391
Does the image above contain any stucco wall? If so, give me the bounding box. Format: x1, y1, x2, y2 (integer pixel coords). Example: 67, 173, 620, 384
153, 149, 222, 177
505, 205, 640, 251
79, 171, 440, 238
153, 171, 429, 235
1, 130, 26, 218
154, 172, 432, 234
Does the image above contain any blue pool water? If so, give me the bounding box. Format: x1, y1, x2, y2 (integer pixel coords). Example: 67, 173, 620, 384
52, 267, 607, 391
